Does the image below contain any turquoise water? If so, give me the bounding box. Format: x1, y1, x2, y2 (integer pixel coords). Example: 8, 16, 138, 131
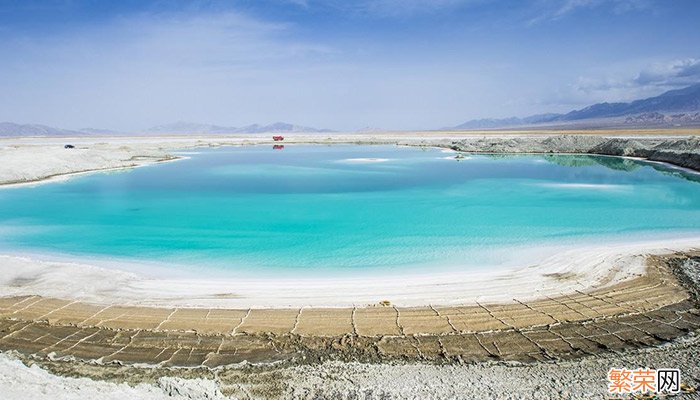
1, 145, 699, 276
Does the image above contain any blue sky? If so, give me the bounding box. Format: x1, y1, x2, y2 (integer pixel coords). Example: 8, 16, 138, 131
0, 0, 699, 131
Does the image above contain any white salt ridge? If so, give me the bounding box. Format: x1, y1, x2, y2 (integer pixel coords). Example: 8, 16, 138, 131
535, 183, 630, 190
335, 158, 390, 163
0, 236, 697, 308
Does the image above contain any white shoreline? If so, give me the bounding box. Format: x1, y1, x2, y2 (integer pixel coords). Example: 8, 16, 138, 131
1, 135, 698, 308
1, 237, 697, 308
0, 158, 185, 189
2, 135, 699, 190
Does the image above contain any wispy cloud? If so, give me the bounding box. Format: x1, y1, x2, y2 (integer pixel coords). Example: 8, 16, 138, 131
283, 0, 485, 17
283, 0, 310, 8
633, 58, 700, 87
573, 57, 700, 92
528, 0, 652, 25
357, 0, 481, 16
4, 10, 329, 69
112, 11, 333, 67
548, 57, 700, 106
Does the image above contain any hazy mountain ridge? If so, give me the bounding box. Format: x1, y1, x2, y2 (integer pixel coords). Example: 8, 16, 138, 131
453, 83, 700, 129
146, 122, 236, 134
237, 122, 333, 134
147, 121, 332, 134
624, 112, 700, 125
0, 122, 85, 137
78, 127, 122, 135
0, 121, 332, 137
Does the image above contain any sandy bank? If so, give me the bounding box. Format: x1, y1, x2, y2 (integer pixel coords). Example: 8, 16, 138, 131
0, 252, 698, 368
2, 334, 698, 399
0, 253, 700, 400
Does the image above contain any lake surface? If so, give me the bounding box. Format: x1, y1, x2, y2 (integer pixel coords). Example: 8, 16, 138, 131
1, 145, 699, 277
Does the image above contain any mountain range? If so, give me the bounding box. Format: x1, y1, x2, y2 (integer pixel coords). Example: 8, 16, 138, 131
146, 121, 332, 134
451, 83, 700, 130
0, 121, 332, 137
0, 123, 87, 137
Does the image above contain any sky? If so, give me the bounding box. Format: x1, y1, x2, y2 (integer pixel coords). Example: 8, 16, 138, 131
0, 0, 699, 131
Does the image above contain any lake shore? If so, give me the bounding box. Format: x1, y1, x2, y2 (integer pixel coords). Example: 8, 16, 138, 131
0, 251, 699, 398
1, 130, 699, 189
1, 130, 699, 398
1, 236, 698, 308
2, 131, 698, 308
0, 251, 697, 363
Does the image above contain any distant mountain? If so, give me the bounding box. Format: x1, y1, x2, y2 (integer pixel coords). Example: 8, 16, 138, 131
623, 111, 700, 125
79, 127, 122, 135
0, 122, 83, 137
236, 122, 332, 133
146, 122, 237, 134
562, 83, 700, 120
0, 120, 333, 137
452, 83, 700, 129
146, 121, 332, 134
453, 114, 560, 129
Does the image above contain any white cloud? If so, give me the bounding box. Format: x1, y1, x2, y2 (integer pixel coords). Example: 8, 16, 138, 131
544, 57, 700, 107
288, 0, 485, 17
528, 0, 652, 25
633, 58, 700, 87
358, 0, 479, 16
283, 0, 310, 8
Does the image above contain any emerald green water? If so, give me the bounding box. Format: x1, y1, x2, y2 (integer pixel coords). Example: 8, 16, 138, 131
1, 145, 699, 276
